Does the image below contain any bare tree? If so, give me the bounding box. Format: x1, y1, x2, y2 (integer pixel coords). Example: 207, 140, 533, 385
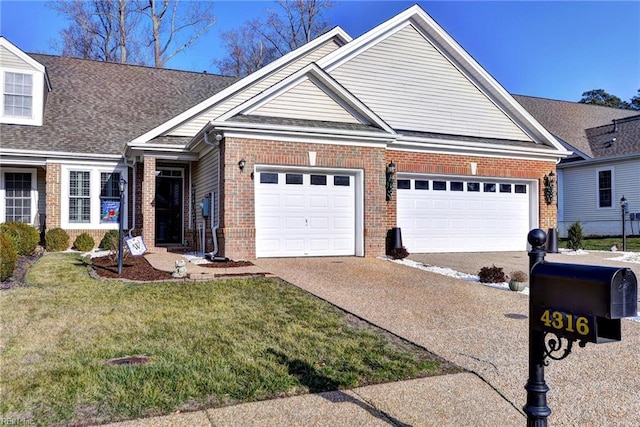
139, 0, 216, 68
49, 0, 140, 63
216, 0, 333, 77
50, 0, 215, 68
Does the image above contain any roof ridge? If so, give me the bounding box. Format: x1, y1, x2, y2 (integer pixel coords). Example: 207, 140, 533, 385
27, 52, 232, 78
513, 93, 638, 113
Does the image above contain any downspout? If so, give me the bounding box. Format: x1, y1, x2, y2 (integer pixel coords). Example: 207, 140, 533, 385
203, 128, 222, 258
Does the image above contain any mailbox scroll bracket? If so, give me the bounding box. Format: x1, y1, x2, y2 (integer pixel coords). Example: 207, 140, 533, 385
542, 331, 586, 365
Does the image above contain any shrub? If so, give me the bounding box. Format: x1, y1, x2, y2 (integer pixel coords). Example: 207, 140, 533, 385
478, 265, 506, 283
73, 232, 95, 252
0, 233, 18, 281
99, 230, 119, 250
567, 222, 584, 250
45, 228, 70, 252
509, 270, 528, 282
389, 246, 409, 260
0, 222, 39, 255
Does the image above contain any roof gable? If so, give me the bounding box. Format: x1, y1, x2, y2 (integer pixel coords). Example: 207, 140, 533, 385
131, 27, 351, 144
219, 64, 394, 133
0, 37, 47, 74
318, 5, 567, 152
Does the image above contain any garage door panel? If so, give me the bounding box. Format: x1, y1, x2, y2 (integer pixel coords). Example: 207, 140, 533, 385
398, 177, 531, 253
256, 170, 356, 257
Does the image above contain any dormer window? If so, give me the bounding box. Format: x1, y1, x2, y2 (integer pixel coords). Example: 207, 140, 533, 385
3, 72, 33, 118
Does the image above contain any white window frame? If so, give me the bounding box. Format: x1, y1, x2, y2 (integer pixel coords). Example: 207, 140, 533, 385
596, 167, 614, 209
61, 164, 127, 230
0, 168, 38, 225
0, 68, 44, 126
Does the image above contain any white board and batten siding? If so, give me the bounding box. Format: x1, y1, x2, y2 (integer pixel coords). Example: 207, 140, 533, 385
560, 159, 640, 236
168, 40, 344, 137
328, 24, 531, 141
249, 78, 362, 124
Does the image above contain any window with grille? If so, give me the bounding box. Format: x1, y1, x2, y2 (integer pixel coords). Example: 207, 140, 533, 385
597, 169, 612, 208
4, 172, 31, 223
69, 171, 91, 223
3, 72, 32, 118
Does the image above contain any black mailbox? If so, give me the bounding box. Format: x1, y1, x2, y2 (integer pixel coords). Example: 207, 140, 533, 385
531, 262, 637, 343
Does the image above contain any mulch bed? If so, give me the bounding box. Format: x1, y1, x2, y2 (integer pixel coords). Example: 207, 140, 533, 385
0, 252, 43, 290
91, 256, 256, 281
91, 255, 174, 281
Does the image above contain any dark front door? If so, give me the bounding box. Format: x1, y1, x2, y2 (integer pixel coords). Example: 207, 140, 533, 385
155, 176, 183, 244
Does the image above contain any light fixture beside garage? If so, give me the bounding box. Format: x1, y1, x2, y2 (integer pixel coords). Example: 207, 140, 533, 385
543, 171, 556, 205
386, 161, 396, 201
238, 158, 246, 172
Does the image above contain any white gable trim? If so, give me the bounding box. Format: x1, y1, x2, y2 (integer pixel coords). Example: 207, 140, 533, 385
217, 63, 395, 134
129, 27, 352, 145
0, 37, 47, 74
317, 5, 568, 154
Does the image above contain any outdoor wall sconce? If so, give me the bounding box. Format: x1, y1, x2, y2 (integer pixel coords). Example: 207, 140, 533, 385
238, 158, 246, 172
543, 171, 556, 205
386, 160, 396, 201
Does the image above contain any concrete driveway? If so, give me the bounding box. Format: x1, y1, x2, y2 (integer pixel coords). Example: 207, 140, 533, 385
254, 253, 640, 426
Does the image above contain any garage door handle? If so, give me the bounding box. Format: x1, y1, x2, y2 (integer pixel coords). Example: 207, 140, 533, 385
305, 219, 308, 226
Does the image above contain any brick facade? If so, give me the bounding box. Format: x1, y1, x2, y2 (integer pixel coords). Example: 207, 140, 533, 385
384, 151, 558, 231
219, 137, 387, 260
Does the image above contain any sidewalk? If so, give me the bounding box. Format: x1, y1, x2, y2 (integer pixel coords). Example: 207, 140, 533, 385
105, 373, 523, 426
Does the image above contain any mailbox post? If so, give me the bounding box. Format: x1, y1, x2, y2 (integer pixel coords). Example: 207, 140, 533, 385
524, 229, 551, 426
524, 229, 638, 426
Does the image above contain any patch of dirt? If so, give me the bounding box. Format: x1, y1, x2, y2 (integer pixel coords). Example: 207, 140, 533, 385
91, 255, 174, 281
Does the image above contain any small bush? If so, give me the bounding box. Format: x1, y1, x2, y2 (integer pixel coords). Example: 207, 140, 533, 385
0, 222, 39, 255
509, 270, 528, 282
99, 230, 119, 250
389, 246, 409, 260
478, 265, 506, 283
0, 233, 18, 281
45, 228, 70, 252
567, 222, 584, 250
73, 232, 95, 252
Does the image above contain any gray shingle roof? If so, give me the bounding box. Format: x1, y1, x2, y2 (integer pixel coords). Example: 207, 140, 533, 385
1, 54, 237, 156
228, 114, 388, 133
397, 129, 557, 150
513, 95, 639, 159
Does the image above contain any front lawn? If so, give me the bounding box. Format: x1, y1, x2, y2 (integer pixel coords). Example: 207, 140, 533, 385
561, 236, 640, 252
0, 253, 457, 425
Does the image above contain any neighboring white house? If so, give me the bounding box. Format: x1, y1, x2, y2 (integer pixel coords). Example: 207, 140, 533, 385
515, 95, 640, 237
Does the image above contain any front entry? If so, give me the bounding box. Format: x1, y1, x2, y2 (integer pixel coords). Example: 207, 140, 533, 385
155, 169, 183, 244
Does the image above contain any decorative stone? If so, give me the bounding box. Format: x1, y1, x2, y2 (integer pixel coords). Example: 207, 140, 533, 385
172, 259, 187, 278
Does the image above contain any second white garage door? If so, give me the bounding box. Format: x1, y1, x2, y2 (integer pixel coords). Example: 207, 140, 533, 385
397, 177, 532, 253
255, 170, 356, 257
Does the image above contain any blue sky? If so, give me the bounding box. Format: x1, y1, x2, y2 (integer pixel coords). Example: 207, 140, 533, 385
1, 1, 638, 103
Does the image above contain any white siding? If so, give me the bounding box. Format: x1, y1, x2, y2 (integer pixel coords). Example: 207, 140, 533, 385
560, 159, 640, 236
0, 46, 38, 71
329, 24, 531, 141
168, 40, 343, 137
250, 79, 361, 123
191, 148, 220, 226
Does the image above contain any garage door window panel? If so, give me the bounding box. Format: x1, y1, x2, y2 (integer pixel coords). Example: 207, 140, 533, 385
286, 174, 303, 185
500, 184, 512, 193
397, 179, 411, 190
334, 176, 350, 186
433, 181, 446, 191
515, 184, 527, 194
311, 175, 327, 186
484, 183, 496, 193
260, 173, 278, 184
451, 181, 463, 192
415, 180, 429, 190
467, 182, 480, 192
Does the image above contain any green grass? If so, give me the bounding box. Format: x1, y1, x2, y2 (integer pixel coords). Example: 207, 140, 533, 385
0, 253, 455, 425
560, 236, 640, 251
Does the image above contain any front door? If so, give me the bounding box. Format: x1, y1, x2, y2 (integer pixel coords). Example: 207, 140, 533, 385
155, 171, 183, 244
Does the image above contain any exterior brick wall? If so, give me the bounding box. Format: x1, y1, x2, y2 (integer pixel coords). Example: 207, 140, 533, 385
220, 137, 387, 259
384, 151, 558, 231
140, 157, 165, 252
45, 163, 61, 230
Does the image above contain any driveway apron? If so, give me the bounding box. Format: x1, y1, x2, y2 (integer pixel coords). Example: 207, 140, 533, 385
253, 256, 640, 426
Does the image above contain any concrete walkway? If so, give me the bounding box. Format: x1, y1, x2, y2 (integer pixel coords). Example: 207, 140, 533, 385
106, 251, 640, 426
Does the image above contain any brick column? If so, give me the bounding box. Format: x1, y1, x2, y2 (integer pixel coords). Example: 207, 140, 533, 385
45, 163, 61, 228
141, 157, 156, 250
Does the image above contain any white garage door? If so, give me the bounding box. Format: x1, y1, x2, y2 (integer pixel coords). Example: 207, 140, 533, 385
397, 177, 531, 253
255, 170, 356, 257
